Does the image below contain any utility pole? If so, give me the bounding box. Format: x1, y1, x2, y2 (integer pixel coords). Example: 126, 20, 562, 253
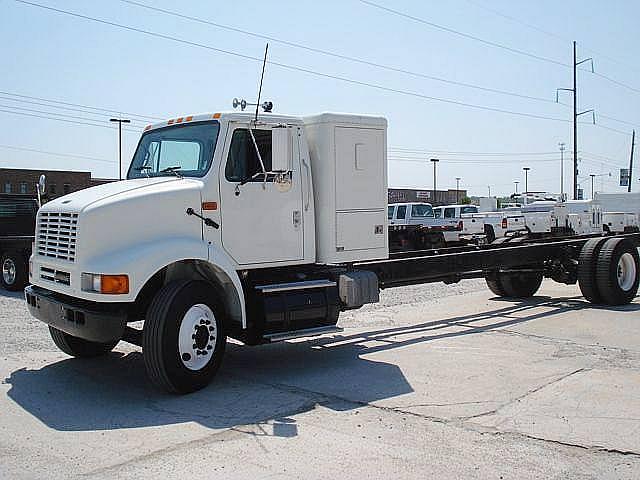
455, 177, 461, 203
590, 174, 596, 199
514, 181, 519, 195
556, 41, 594, 200
430, 158, 439, 204
629, 129, 635, 193
488, 185, 491, 197
523, 167, 530, 205
110, 117, 131, 180
559, 142, 566, 200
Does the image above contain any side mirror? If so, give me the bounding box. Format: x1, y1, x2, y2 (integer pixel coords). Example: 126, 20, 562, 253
38, 174, 46, 195
271, 126, 292, 172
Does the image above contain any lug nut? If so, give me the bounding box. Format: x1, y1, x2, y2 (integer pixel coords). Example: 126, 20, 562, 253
207, 345, 212, 350
208, 326, 214, 331
205, 320, 211, 325
209, 336, 214, 341
193, 343, 197, 349
192, 334, 196, 339
200, 320, 205, 325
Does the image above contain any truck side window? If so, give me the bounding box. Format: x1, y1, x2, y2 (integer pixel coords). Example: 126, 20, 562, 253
444, 208, 456, 218
434, 208, 442, 218
225, 129, 273, 182
388, 206, 395, 219
396, 205, 406, 220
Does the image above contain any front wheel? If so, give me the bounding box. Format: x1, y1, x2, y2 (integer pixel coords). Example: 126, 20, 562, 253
143, 280, 227, 394
1, 252, 27, 291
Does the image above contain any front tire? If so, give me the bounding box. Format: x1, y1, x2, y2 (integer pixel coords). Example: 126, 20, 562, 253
49, 327, 118, 357
1, 251, 27, 291
143, 280, 227, 394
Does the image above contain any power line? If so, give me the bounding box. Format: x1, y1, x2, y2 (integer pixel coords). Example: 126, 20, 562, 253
0, 143, 116, 163
358, 0, 570, 68
0, 90, 161, 121
0, 107, 141, 132
11, 0, 573, 124
0, 103, 144, 128
389, 147, 560, 156
118, 0, 557, 106
463, 0, 638, 73
0, 95, 147, 125
361, 0, 640, 97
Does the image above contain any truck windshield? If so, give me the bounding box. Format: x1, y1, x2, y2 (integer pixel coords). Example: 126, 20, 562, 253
127, 121, 220, 179
411, 204, 434, 217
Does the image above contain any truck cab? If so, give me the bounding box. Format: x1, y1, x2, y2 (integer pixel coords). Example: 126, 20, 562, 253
25, 111, 388, 393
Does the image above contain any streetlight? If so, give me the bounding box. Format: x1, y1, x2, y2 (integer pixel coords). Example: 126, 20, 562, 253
590, 174, 596, 199
430, 158, 439, 204
523, 167, 531, 205
110, 117, 131, 180
455, 177, 461, 204
559, 142, 566, 200
514, 181, 519, 194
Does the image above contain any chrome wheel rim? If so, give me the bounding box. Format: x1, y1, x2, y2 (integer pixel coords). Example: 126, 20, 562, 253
617, 253, 636, 291
2, 258, 16, 285
178, 303, 217, 371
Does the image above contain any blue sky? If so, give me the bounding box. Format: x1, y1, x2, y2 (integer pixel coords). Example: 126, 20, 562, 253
2, 0, 640, 196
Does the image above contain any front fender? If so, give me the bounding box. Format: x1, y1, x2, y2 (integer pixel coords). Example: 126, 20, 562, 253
82, 236, 209, 303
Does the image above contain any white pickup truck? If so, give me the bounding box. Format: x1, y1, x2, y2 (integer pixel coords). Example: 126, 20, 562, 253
23, 109, 640, 394
388, 202, 459, 249
435, 204, 526, 243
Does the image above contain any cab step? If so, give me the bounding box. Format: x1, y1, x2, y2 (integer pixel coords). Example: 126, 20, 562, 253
263, 325, 343, 342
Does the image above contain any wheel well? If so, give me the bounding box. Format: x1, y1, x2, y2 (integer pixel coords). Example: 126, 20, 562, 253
132, 260, 243, 327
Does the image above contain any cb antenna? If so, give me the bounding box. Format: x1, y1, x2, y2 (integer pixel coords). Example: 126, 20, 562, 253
255, 43, 269, 122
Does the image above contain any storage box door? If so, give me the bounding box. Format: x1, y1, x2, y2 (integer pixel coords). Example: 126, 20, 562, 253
334, 127, 385, 211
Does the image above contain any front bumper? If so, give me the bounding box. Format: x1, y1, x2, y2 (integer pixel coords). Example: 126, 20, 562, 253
25, 285, 127, 343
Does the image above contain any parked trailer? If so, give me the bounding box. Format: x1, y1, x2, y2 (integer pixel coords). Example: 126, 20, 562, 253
0, 194, 38, 291
23, 111, 640, 394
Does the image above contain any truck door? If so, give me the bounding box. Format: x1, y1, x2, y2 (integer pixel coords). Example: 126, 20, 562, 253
218, 124, 304, 265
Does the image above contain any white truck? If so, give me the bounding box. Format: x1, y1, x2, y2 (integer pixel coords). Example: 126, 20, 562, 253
435, 204, 526, 243
388, 202, 459, 249
24, 110, 640, 394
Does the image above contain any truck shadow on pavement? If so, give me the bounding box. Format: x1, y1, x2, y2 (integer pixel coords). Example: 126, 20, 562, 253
5, 294, 639, 435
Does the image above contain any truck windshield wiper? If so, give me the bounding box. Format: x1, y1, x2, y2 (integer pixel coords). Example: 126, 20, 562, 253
160, 166, 183, 178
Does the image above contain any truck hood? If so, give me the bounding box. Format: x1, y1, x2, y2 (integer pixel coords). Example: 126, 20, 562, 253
38, 177, 206, 265
41, 177, 180, 213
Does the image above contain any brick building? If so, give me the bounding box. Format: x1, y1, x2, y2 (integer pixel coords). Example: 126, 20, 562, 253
388, 188, 468, 206
0, 168, 115, 199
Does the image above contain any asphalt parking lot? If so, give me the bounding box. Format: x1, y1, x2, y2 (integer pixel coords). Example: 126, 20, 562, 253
1, 280, 639, 479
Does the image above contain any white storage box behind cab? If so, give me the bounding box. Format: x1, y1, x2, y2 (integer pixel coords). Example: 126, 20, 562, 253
303, 113, 388, 263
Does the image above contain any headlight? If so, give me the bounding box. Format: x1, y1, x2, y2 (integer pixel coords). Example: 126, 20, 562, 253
81, 273, 129, 294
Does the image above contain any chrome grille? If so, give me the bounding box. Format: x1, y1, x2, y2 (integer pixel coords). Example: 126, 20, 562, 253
37, 212, 78, 262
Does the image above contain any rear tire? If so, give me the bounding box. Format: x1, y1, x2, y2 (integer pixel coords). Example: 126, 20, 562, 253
595, 238, 640, 305
49, 327, 118, 357
577, 238, 607, 303
486, 270, 543, 298
1, 251, 27, 291
484, 225, 496, 244
143, 280, 227, 394
486, 273, 507, 296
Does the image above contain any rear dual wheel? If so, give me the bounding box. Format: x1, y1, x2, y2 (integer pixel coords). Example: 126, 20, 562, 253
578, 237, 640, 305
